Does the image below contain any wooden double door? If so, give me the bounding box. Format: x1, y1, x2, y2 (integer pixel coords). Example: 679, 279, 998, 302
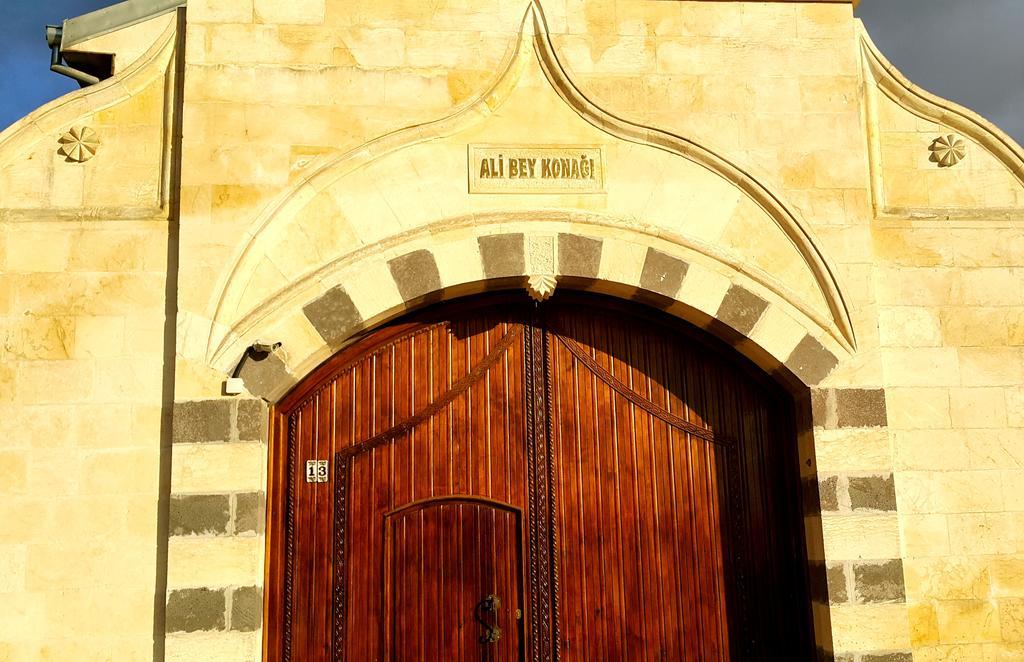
266, 294, 814, 661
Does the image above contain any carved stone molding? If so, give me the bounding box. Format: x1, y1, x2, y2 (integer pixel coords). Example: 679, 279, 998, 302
527, 274, 557, 302
57, 126, 99, 163
929, 134, 966, 168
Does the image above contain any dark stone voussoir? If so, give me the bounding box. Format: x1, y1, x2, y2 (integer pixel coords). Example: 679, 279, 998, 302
558, 234, 603, 279
388, 249, 441, 303
478, 234, 525, 279
237, 351, 294, 402
715, 284, 769, 336
639, 248, 688, 298
302, 285, 363, 347
785, 334, 839, 386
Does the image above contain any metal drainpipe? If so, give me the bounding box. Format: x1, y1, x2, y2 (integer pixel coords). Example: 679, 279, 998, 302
46, 25, 100, 86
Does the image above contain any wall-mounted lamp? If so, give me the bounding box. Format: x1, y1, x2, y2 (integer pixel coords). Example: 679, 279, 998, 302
224, 340, 283, 395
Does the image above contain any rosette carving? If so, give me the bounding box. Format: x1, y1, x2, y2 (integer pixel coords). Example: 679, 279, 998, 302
929, 134, 966, 168
57, 126, 99, 163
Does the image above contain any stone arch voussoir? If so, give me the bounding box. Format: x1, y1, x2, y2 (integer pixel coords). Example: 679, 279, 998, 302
225, 227, 844, 402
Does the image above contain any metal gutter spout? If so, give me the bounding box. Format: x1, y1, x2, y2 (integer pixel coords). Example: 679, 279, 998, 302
46, 25, 100, 87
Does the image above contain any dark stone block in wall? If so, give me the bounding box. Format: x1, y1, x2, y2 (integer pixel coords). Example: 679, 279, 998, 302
166, 588, 225, 633
849, 474, 897, 511
715, 285, 769, 336
237, 351, 294, 402
854, 559, 906, 603
230, 586, 263, 632
862, 653, 913, 662
388, 249, 441, 303
236, 399, 268, 442
785, 334, 838, 386
835, 388, 888, 428
478, 234, 525, 279
811, 388, 832, 429
639, 248, 688, 298
819, 475, 839, 511
827, 563, 848, 605
173, 400, 232, 443
169, 494, 230, 536
558, 234, 602, 278
302, 286, 362, 347
234, 492, 266, 535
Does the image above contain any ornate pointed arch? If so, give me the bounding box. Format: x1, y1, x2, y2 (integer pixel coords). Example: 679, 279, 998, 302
203, 1, 857, 382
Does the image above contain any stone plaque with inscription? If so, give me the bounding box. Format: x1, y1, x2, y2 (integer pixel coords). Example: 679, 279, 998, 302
468, 145, 605, 194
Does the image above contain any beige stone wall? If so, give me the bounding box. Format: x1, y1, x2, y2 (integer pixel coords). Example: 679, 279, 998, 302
0, 13, 179, 662
2, 0, 1024, 660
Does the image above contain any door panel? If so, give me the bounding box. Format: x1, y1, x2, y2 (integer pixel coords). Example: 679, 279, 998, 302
545, 301, 811, 660
269, 294, 814, 661
385, 499, 523, 661
282, 308, 532, 660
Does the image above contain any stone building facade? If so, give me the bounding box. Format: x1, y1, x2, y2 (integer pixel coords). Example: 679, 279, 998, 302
1, 0, 1022, 660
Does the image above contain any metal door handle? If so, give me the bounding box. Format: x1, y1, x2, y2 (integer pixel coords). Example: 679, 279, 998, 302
475, 594, 502, 644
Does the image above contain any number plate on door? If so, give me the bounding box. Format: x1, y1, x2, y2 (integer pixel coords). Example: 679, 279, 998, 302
305, 459, 329, 483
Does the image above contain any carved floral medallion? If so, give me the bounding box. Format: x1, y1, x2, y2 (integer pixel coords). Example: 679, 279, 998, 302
57, 126, 99, 163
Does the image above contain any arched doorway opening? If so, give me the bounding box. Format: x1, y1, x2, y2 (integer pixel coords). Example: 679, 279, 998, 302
264, 291, 817, 660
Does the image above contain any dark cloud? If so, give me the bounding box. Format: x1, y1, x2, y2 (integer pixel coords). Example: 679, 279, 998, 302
857, 0, 1024, 144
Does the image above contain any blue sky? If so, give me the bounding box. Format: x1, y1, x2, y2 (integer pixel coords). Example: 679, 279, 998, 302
0, 0, 1022, 144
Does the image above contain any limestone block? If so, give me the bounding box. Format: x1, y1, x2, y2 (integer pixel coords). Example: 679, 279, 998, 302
0, 544, 26, 593
908, 601, 940, 647
958, 269, 1024, 307
73, 316, 125, 359
167, 536, 264, 589
81, 448, 160, 495
948, 513, 1016, 556
15, 360, 93, 405
966, 430, 1024, 470
900, 514, 950, 558
255, 0, 324, 25
904, 557, 991, 602
171, 442, 266, 494
829, 603, 911, 651
875, 267, 958, 307
935, 600, 1001, 644
940, 307, 1013, 347
165, 631, 261, 662
41, 586, 152, 637
949, 388, 1008, 429
822, 513, 901, 560
885, 388, 951, 430
878, 307, 941, 347
187, 0, 253, 24
3, 316, 76, 360
5, 230, 71, 273
958, 348, 1024, 388
894, 430, 969, 471
815, 428, 892, 473
947, 470, 1008, 512
882, 348, 960, 387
